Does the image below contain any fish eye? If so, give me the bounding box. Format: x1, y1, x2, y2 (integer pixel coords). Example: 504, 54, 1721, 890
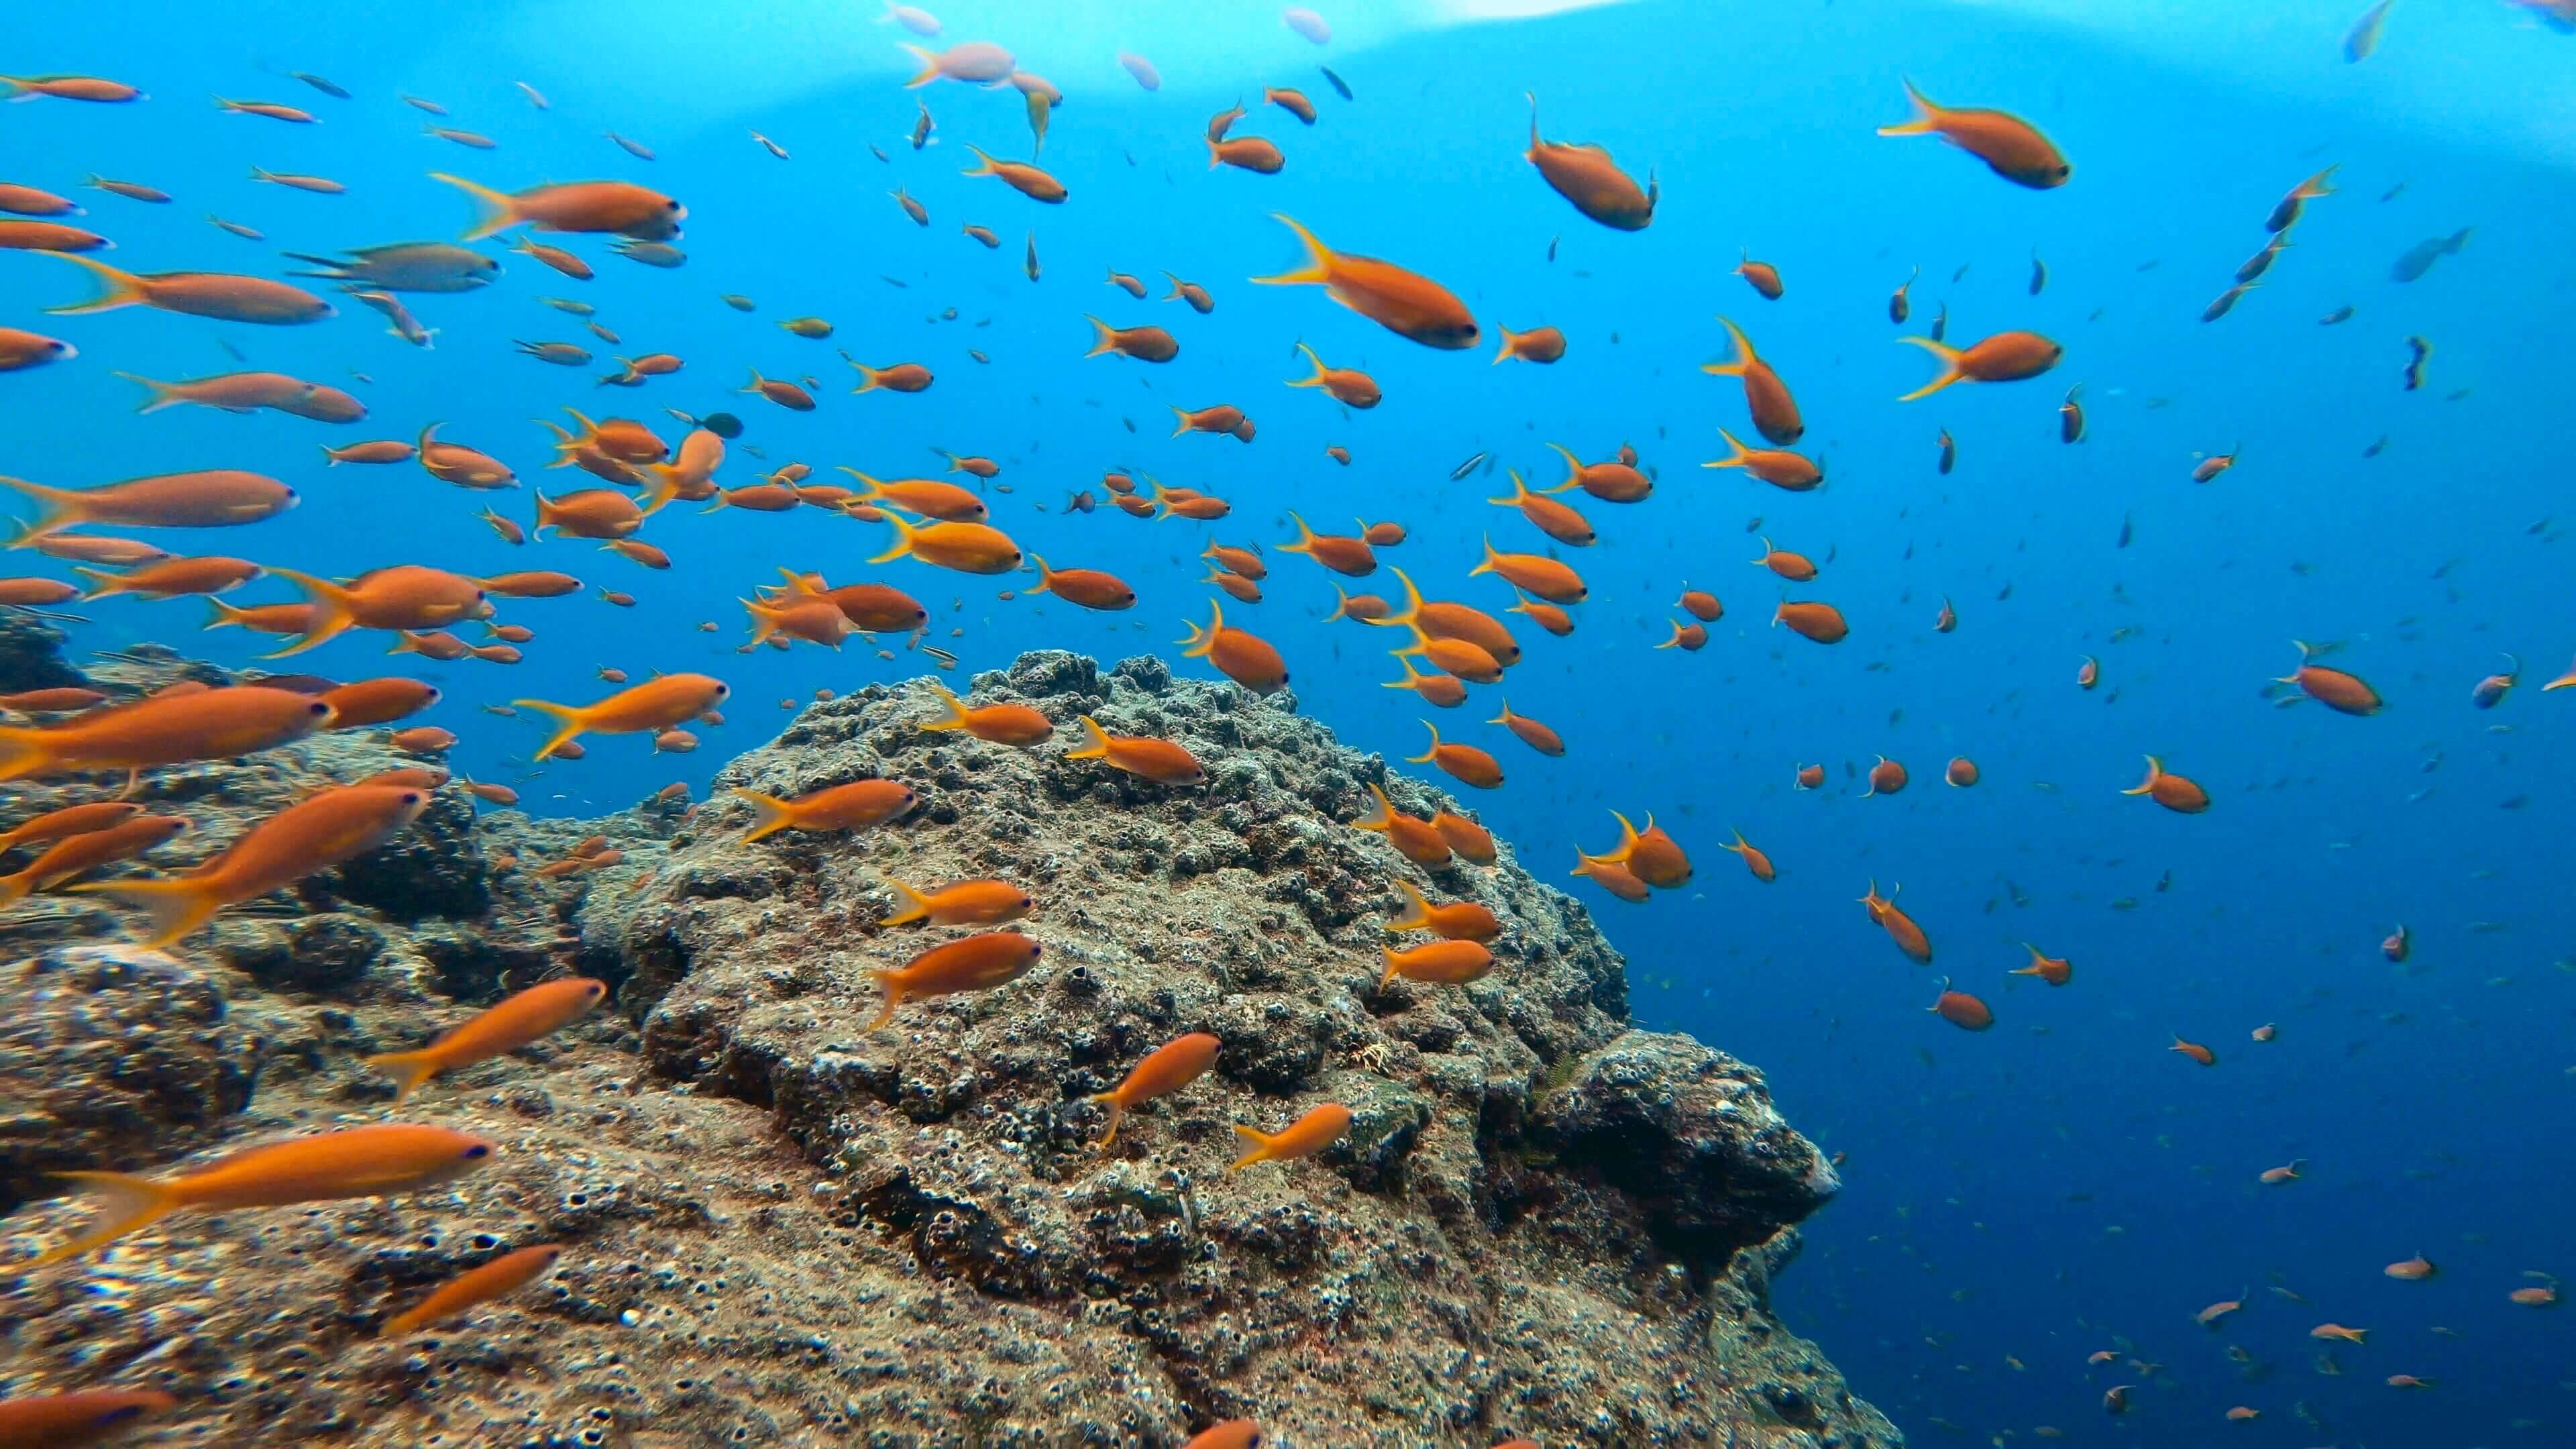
462, 1143, 490, 1159
400, 791, 422, 805
306, 700, 331, 715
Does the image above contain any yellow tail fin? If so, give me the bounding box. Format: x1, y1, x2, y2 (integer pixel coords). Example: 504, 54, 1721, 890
730, 788, 795, 843
919, 681, 974, 733
1089, 1092, 1126, 1148
1387, 879, 1433, 933
900, 44, 944, 88
114, 372, 181, 413
1083, 315, 1118, 358
879, 875, 934, 926
1065, 714, 1113, 761
865, 508, 920, 565
64, 875, 224, 949
1878, 78, 1941, 137
364, 1049, 444, 1104
26, 1170, 183, 1268
38, 252, 150, 315
510, 697, 590, 761
259, 567, 360, 658
1894, 335, 1966, 402
1228, 1122, 1275, 1172
1250, 213, 1333, 286
428, 172, 521, 241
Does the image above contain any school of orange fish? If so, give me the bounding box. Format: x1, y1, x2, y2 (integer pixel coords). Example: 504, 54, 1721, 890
1, 6, 2570, 1445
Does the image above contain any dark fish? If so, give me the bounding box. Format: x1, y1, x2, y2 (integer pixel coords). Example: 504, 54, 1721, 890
1936, 428, 1955, 474
1951, 263, 1969, 282
2390, 227, 2471, 282
217, 337, 246, 363
2202, 283, 2254, 321
700, 411, 743, 439
292, 72, 350, 99
2319, 304, 2355, 325
2381, 180, 2407, 202
2059, 384, 2085, 443
2117, 513, 2133, 548
1928, 301, 1947, 343
2029, 252, 2047, 294
2362, 435, 2387, 458
1547, 235, 1558, 262
1448, 449, 1489, 481
869, 143, 889, 163
1025, 231, 1040, 282
2402, 335, 2430, 391
1320, 66, 1351, 101
879, 274, 908, 288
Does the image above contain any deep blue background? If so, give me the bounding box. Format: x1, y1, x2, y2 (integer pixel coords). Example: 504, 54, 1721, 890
5, 1, 2573, 1442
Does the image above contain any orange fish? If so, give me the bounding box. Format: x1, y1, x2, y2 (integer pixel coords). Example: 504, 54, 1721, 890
867, 931, 1042, 1030
847, 359, 934, 393
368, 977, 608, 1102
1706, 425, 1824, 491
2255, 1160, 2304, 1185
515, 674, 728, 760
1523, 93, 1655, 229
1659, 620, 1709, 651
2197, 1297, 2245, 1326
1488, 700, 1564, 756
922, 681, 1052, 745
2385, 1374, 2433, 1389
1794, 763, 1825, 790
733, 780, 916, 842
1356, 782, 1452, 867
0, 814, 192, 907
429, 174, 683, 240
1702, 317, 1803, 443
869, 511, 1021, 574
1288, 343, 1380, 407
1929, 979, 1994, 1031
1494, 324, 1565, 365
1381, 938, 1494, 987
36, 252, 334, 324
1208, 135, 1287, 174
838, 470, 987, 522
1230, 1102, 1353, 1171
1717, 829, 1775, 882
2123, 755, 2210, 814
1183, 1423, 1264, 1449
1878, 79, 2072, 189
383, 1243, 564, 1337
0, 1389, 178, 1444
1751, 539, 1818, 581
1369, 568, 1520, 672
2224, 1407, 2259, 1421
1470, 537, 1585, 604
1489, 469, 1594, 546
323, 678, 442, 729
1544, 441, 1652, 503
2010, 943, 2072, 985
0, 684, 331, 780
1085, 316, 1179, 363
1091, 1032, 1220, 1147
2278, 640, 2382, 715
1735, 252, 1784, 299
1, 468, 296, 541
1252, 214, 1477, 350
1410, 720, 1503, 788
1862, 756, 1908, 796
25, 1122, 495, 1267
2381, 923, 2410, 963
1067, 714, 1204, 785
2078, 655, 2102, 690
1676, 589, 1723, 622
2171, 1035, 2218, 1066
1279, 511, 1377, 575
881, 877, 1033, 928
0, 800, 142, 851
1029, 555, 1136, 611
1384, 655, 1467, 708
1571, 850, 1650, 903
1512, 596, 1570, 634
1859, 879, 1934, 963
2509, 1281, 2559, 1307
1331, 586, 1391, 622
2309, 1323, 2365, 1344
1585, 810, 1691, 888
1943, 756, 1979, 788
1387, 879, 1501, 942
264, 564, 490, 656
1897, 331, 2063, 401
1179, 599, 1289, 694
76, 784, 431, 946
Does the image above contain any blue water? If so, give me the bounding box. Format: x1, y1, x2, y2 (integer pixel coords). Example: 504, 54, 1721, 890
7, 0, 2575, 1442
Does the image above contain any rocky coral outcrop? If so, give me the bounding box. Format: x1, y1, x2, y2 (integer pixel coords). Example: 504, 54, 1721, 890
0, 642, 1900, 1449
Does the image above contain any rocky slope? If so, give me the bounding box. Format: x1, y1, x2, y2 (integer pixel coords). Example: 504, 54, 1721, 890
0, 628, 1900, 1449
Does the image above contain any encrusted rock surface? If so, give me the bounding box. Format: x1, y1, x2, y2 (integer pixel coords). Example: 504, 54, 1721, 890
0, 638, 1901, 1449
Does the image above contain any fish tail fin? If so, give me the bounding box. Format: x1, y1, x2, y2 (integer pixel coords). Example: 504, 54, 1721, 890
39, 251, 148, 315
899, 44, 943, 88
1365, 566, 1425, 632
1525, 91, 1540, 151
1089, 1093, 1125, 1149
1406, 719, 1440, 764
959, 142, 997, 176
1324, 585, 1354, 623
1167, 406, 1191, 437
362, 1049, 443, 1103
1707, 428, 1751, 470
1878, 77, 1940, 136
259, 567, 360, 658
1082, 315, 1119, 358
849, 362, 881, 392
1024, 553, 1059, 596
1227, 1122, 1275, 1172
865, 973, 904, 1030
1656, 621, 1686, 650
2121, 755, 2163, 797
1065, 713, 1113, 761
1160, 271, 1185, 300
0, 870, 33, 908
1466, 534, 1501, 580
1483, 469, 1533, 508
879, 875, 934, 926
1176, 600, 1216, 658
64, 875, 224, 949
25, 1170, 183, 1268
510, 697, 592, 762
1387, 879, 1434, 932
1289, 341, 1327, 388
865, 507, 919, 565
112, 371, 178, 413
2448, 225, 2473, 252
1894, 335, 1965, 402
1250, 213, 1332, 286
730, 788, 796, 843
1280, 509, 1318, 554
71, 566, 129, 600
918, 680, 974, 733
1204, 135, 1221, 170
1379, 943, 1406, 986
1540, 443, 1587, 492
1493, 327, 1519, 365
1357, 781, 1397, 831
427, 172, 521, 240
